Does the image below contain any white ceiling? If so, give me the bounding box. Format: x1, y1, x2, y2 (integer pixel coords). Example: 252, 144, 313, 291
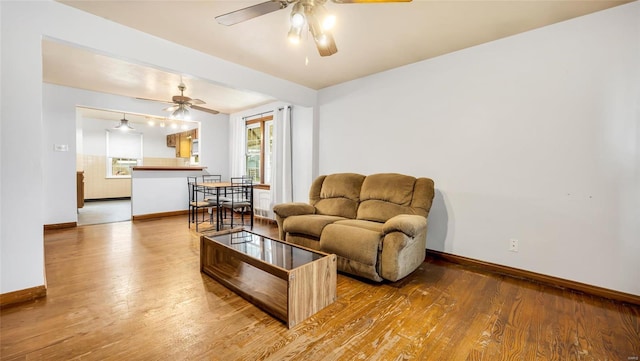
46, 0, 632, 117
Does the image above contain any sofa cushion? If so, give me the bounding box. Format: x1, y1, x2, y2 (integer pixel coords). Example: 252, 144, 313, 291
285, 233, 322, 251
358, 173, 431, 222
283, 214, 347, 239
311, 173, 365, 219
357, 173, 415, 222
333, 219, 384, 233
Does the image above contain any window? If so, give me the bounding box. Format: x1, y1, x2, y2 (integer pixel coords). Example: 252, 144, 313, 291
106, 130, 143, 178
245, 115, 273, 185
110, 158, 139, 176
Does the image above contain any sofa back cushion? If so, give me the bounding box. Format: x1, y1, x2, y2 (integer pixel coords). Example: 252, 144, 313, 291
310, 173, 366, 219
357, 173, 435, 223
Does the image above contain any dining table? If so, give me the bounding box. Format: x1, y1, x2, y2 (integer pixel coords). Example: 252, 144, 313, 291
199, 181, 254, 231
198, 182, 232, 231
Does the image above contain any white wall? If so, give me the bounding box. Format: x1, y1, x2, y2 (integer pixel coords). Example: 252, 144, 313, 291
291, 105, 315, 202
1, 1, 316, 295
318, 3, 640, 295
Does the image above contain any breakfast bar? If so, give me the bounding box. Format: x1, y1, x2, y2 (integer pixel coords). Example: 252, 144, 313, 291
131, 166, 207, 220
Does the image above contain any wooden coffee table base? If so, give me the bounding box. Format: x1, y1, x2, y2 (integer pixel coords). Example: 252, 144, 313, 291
200, 231, 337, 328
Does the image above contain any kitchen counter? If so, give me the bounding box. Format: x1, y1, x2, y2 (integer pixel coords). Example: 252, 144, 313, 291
132, 166, 206, 171
131, 167, 208, 219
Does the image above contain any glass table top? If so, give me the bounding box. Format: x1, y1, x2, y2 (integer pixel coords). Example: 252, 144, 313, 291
207, 231, 324, 270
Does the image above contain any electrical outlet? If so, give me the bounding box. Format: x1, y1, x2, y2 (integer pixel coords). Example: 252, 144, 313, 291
509, 239, 519, 252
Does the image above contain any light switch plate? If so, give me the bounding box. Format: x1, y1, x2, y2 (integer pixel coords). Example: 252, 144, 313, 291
54, 144, 69, 152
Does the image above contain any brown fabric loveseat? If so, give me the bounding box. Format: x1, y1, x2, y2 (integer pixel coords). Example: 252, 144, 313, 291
273, 173, 435, 282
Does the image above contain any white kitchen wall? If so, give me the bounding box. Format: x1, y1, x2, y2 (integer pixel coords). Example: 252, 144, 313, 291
317, 3, 639, 295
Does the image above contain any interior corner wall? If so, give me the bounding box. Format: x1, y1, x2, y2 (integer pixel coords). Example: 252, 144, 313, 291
317, 2, 640, 295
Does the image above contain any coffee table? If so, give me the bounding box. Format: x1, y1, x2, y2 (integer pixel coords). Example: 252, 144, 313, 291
200, 228, 337, 328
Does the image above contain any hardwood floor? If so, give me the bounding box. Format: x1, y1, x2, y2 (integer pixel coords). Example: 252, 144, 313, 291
1, 215, 638, 360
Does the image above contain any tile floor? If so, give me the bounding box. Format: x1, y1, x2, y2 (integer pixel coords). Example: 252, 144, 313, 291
77, 198, 131, 226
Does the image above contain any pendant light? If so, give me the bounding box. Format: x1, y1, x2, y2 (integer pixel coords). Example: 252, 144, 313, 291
114, 113, 134, 131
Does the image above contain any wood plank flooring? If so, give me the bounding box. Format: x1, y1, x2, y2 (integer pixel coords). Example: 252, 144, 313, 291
1, 216, 639, 360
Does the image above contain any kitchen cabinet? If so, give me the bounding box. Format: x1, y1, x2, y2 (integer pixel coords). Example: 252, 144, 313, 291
76, 171, 84, 208
178, 135, 191, 158
166, 133, 177, 147
167, 129, 198, 158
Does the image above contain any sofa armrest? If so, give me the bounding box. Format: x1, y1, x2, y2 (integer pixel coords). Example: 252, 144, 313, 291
273, 203, 316, 218
382, 214, 426, 238
379, 217, 428, 281
272, 203, 316, 241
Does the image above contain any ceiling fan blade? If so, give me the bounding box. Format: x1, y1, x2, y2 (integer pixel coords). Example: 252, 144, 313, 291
190, 98, 206, 105
316, 34, 338, 57
332, 0, 411, 3
215, 1, 287, 26
163, 105, 179, 112
192, 105, 220, 115
135, 97, 173, 104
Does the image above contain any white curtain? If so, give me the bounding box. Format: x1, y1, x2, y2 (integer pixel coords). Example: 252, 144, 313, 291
229, 114, 246, 178
270, 106, 293, 214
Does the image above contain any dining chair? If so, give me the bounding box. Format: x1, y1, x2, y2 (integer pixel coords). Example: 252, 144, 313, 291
220, 176, 254, 229
187, 176, 216, 231
201, 174, 222, 183
200, 174, 231, 211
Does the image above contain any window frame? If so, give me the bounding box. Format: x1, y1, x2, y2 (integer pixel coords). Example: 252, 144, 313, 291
245, 115, 273, 187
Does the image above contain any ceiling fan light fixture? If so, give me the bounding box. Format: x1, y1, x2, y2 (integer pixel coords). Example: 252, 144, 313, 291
308, 15, 329, 45
316, 33, 329, 46
313, 4, 336, 31
288, 25, 303, 44
322, 14, 336, 30
171, 105, 191, 120
290, 2, 306, 27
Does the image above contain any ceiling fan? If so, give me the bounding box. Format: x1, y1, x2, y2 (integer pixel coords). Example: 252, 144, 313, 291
215, 0, 411, 57
138, 82, 220, 119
